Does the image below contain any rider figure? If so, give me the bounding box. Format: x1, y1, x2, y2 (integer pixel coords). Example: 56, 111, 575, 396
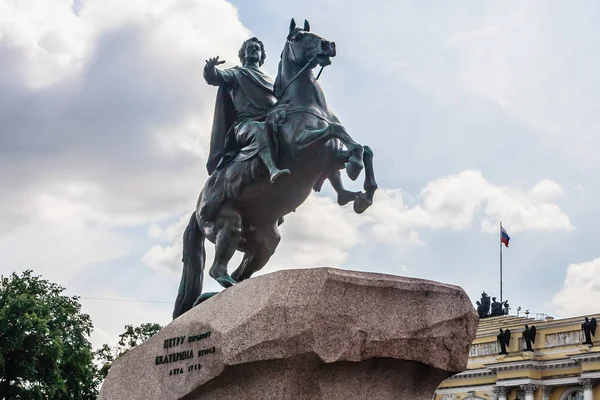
204, 38, 289, 181
201, 37, 289, 221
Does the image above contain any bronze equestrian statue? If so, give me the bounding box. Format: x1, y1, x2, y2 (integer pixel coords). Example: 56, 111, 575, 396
173, 19, 377, 319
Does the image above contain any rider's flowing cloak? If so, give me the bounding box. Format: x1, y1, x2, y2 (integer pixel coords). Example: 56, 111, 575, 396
206, 66, 275, 175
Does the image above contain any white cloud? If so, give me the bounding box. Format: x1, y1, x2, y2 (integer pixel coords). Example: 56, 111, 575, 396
442, 3, 600, 164
0, 191, 131, 282
0, 0, 251, 345
0, 0, 250, 230
143, 214, 191, 271
0, 0, 87, 87
0, 0, 250, 258
271, 195, 361, 270
364, 189, 428, 245
143, 169, 573, 279
552, 258, 600, 317
366, 170, 572, 244
0, 0, 250, 86
529, 180, 565, 202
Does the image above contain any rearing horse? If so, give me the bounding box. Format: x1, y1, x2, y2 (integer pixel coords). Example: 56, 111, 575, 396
173, 19, 377, 319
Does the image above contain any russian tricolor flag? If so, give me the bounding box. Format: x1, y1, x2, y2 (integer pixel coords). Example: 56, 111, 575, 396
501, 227, 510, 247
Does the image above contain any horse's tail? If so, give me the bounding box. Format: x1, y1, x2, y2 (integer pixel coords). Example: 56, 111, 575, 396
172, 211, 205, 320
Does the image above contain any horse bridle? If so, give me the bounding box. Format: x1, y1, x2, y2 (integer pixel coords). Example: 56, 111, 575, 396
277, 41, 326, 99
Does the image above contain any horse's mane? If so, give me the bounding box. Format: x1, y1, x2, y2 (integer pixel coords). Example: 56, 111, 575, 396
273, 51, 284, 99
273, 44, 289, 99
273, 28, 303, 98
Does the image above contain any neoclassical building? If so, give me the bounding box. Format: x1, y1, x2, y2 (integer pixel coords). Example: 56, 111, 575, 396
435, 313, 600, 400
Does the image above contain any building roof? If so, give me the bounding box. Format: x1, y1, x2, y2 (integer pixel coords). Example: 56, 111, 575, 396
436, 312, 600, 398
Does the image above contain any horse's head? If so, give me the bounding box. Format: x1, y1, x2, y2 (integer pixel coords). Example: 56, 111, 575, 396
285, 18, 336, 69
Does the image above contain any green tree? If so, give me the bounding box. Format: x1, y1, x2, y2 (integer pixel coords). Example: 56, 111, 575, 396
0, 270, 99, 400
95, 323, 162, 379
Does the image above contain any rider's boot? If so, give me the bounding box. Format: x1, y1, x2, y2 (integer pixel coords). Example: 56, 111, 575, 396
259, 150, 290, 184
270, 168, 290, 184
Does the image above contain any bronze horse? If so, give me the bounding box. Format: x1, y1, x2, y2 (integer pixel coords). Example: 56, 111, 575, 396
173, 19, 377, 319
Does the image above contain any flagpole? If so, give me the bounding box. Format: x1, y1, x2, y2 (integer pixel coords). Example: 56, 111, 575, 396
500, 221, 503, 304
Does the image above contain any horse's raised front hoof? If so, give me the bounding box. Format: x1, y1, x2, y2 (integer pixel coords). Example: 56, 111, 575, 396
216, 275, 237, 288
353, 192, 373, 214
338, 190, 360, 206
193, 292, 219, 307
346, 157, 364, 181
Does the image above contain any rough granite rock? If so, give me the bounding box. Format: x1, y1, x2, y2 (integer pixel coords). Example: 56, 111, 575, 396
98, 267, 478, 400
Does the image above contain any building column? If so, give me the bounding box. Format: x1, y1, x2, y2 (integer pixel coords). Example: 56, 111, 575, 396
541, 386, 553, 400
493, 386, 509, 400
580, 379, 595, 400
520, 384, 538, 400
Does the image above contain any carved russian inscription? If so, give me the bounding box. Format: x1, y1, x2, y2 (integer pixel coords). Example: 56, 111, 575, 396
154, 330, 215, 377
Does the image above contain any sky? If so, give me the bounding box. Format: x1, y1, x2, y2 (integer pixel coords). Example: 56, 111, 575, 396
2, 0, 600, 348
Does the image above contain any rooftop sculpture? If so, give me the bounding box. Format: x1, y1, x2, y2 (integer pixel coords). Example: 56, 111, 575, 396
582, 316, 597, 345
476, 291, 509, 319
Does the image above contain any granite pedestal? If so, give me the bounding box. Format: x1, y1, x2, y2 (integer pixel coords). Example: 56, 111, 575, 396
98, 267, 478, 400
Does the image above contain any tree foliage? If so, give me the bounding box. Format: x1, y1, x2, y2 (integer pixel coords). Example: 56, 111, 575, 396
0, 270, 99, 400
95, 323, 162, 379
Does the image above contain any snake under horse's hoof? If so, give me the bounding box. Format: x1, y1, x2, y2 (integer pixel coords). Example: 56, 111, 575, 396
193, 292, 219, 307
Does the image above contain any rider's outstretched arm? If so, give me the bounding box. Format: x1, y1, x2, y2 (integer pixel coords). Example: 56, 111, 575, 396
203, 56, 234, 87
